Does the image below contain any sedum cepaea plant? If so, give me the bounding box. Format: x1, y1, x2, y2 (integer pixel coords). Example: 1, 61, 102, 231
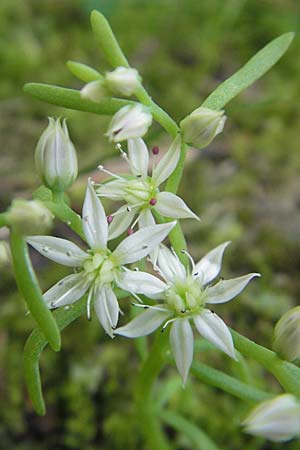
2, 9, 300, 448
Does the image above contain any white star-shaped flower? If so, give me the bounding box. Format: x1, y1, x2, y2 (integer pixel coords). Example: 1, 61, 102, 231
115, 242, 260, 383
27, 180, 176, 337
97, 135, 199, 240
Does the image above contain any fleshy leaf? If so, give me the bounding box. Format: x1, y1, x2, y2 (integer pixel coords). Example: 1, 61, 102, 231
202, 32, 294, 110
66, 61, 103, 83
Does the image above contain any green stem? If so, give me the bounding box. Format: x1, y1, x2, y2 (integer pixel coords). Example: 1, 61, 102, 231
159, 410, 224, 450
191, 361, 272, 404
0, 212, 9, 227
232, 330, 300, 395
23, 288, 129, 415
135, 331, 171, 450
10, 230, 61, 352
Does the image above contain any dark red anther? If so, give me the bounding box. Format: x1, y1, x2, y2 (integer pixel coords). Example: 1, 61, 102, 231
152, 146, 159, 155
149, 198, 157, 206
127, 228, 134, 236
107, 215, 113, 224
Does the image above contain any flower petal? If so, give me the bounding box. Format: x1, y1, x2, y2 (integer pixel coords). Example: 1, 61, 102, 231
138, 209, 159, 265
156, 192, 199, 220
206, 273, 261, 304
128, 138, 149, 179
194, 241, 230, 285
114, 307, 170, 338
108, 207, 136, 240
27, 236, 87, 267
157, 245, 186, 282
94, 284, 119, 338
169, 319, 194, 386
116, 269, 167, 296
193, 309, 236, 359
82, 179, 108, 250
113, 222, 176, 265
43, 272, 91, 308
152, 135, 181, 186
97, 179, 126, 200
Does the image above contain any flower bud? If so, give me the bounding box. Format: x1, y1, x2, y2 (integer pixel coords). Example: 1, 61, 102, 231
9, 199, 54, 235
105, 67, 141, 96
273, 306, 300, 361
106, 104, 152, 142
243, 394, 300, 442
35, 118, 78, 191
80, 80, 107, 102
180, 106, 226, 149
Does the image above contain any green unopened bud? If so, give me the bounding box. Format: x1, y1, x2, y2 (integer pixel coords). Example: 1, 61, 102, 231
105, 67, 141, 96
35, 118, 78, 191
9, 199, 54, 235
180, 107, 226, 149
273, 306, 300, 362
80, 79, 107, 102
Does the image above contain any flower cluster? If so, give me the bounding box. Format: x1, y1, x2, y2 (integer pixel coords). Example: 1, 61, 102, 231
28, 87, 259, 387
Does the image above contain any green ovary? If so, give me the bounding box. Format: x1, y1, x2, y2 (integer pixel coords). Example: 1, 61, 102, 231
83, 251, 116, 285
165, 276, 207, 316
123, 178, 158, 206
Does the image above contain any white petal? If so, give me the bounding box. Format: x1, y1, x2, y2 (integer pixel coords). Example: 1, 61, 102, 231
43, 272, 91, 308
108, 207, 136, 240
193, 309, 236, 359
97, 179, 126, 200
138, 209, 159, 266
113, 222, 176, 265
127, 138, 149, 179
82, 179, 108, 250
243, 394, 300, 442
157, 244, 186, 282
194, 241, 230, 285
156, 192, 199, 220
206, 273, 261, 304
116, 269, 167, 296
27, 236, 87, 267
152, 135, 181, 186
169, 319, 194, 385
115, 307, 170, 338
94, 284, 119, 337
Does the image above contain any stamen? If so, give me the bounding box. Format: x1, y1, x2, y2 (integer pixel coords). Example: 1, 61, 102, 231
98, 164, 124, 180
129, 213, 141, 232
181, 249, 196, 273
149, 198, 157, 206
107, 215, 113, 224
161, 318, 177, 332
127, 228, 134, 236
86, 287, 93, 321
152, 146, 159, 155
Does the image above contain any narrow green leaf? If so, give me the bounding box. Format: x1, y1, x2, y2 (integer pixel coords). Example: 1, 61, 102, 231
66, 60, 103, 83
91, 10, 129, 69
23, 83, 134, 115
160, 410, 224, 450
202, 32, 294, 110
10, 231, 61, 352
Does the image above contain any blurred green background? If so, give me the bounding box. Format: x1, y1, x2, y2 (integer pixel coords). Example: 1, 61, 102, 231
1, 0, 300, 449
